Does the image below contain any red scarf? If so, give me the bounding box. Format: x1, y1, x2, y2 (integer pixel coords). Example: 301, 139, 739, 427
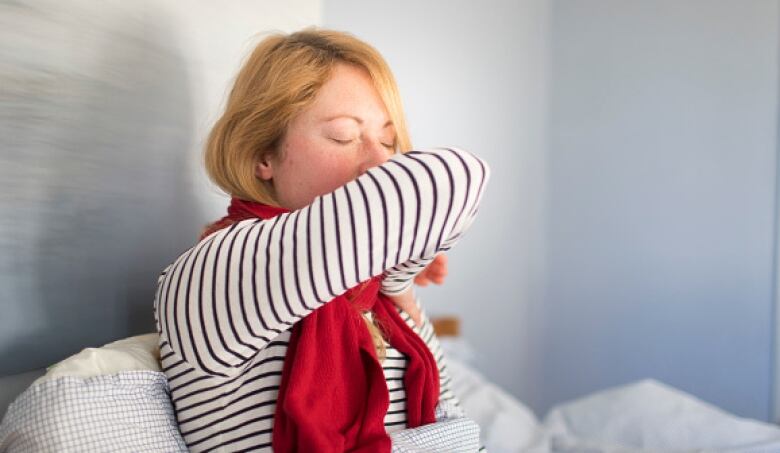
200, 198, 440, 452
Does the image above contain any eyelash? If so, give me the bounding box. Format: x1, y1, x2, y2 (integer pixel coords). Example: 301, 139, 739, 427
331, 138, 395, 149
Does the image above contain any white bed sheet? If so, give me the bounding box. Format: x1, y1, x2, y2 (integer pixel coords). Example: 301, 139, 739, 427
441, 338, 780, 453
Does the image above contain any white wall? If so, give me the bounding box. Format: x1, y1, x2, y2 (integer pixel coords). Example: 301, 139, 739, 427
544, 0, 778, 421
325, 0, 780, 421
324, 0, 552, 412
161, 0, 323, 219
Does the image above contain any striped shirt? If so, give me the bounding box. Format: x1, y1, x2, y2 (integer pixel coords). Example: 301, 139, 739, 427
365, 308, 461, 433
153, 147, 490, 452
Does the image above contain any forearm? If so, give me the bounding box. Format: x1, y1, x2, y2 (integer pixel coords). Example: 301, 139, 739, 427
155, 147, 489, 375
381, 147, 489, 295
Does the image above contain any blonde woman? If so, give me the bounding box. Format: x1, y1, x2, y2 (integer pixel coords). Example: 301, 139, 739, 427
153, 28, 490, 452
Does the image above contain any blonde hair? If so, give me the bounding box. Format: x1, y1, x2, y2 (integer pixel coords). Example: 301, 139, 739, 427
204, 27, 411, 360
204, 27, 411, 204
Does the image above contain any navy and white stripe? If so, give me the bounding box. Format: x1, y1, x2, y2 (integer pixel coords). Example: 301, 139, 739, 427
154, 147, 489, 452
370, 305, 463, 433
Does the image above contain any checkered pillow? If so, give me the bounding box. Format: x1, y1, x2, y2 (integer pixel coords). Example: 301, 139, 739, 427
0, 371, 186, 453
390, 399, 484, 452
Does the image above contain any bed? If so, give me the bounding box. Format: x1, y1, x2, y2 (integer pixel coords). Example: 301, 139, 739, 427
3, 316, 780, 453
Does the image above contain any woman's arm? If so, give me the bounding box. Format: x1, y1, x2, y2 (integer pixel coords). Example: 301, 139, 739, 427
379, 150, 487, 296
154, 147, 490, 376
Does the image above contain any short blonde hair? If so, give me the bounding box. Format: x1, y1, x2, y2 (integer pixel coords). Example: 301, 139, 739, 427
204, 27, 412, 205
204, 28, 411, 360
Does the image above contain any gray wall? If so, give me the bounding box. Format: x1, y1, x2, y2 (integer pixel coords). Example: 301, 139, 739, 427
325, 0, 780, 421
544, 0, 778, 422
0, 0, 320, 376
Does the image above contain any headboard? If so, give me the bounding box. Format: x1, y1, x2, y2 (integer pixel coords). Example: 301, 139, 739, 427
431, 316, 461, 337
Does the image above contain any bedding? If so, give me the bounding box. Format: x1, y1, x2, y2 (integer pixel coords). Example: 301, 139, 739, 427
0, 334, 186, 453
440, 338, 544, 451
0, 371, 44, 420
5, 332, 780, 452
391, 399, 481, 453
440, 336, 780, 453
36, 333, 161, 381
541, 379, 780, 453
0, 333, 483, 453
0, 371, 187, 453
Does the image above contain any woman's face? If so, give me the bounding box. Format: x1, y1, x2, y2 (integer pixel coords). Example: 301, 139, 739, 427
255, 63, 397, 210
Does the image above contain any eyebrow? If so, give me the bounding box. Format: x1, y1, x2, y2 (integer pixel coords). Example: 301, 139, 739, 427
323, 115, 393, 128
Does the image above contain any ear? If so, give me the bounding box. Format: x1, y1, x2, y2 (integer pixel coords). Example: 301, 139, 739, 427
255, 156, 274, 181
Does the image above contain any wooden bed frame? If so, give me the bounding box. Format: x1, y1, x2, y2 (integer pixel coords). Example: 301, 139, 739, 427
430, 316, 460, 338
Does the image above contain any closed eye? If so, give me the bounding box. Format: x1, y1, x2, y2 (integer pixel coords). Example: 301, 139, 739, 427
331, 137, 395, 150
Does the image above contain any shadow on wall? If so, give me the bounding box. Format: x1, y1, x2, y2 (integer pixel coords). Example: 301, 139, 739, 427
0, 1, 202, 375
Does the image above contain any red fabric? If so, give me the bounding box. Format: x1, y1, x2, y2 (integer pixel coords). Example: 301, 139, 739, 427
200, 197, 440, 453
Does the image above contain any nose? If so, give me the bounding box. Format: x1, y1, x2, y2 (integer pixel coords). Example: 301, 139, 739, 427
358, 139, 392, 174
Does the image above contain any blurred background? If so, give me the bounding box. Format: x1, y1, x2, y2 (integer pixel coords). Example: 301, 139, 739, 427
1, 0, 778, 424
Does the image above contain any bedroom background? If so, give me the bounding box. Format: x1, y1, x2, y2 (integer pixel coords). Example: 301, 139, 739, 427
1, 0, 778, 425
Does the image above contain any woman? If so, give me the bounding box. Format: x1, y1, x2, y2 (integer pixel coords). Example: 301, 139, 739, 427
153, 28, 490, 452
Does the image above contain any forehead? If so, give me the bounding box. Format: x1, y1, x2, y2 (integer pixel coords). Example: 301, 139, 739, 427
307, 64, 391, 123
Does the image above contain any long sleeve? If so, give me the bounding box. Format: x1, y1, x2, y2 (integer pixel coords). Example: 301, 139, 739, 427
378, 149, 487, 296
154, 147, 490, 376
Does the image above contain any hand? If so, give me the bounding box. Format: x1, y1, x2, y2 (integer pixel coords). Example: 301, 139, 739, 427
387, 287, 423, 327
414, 254, 448, 287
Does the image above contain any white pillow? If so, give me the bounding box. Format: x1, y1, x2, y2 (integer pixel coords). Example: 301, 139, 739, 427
35, 333, 161, 383
444, 354, 543, 452
543, 379, 780, 452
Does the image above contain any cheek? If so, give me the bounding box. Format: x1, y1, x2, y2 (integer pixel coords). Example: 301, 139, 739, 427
279, 142, 361, 204
314, 156, 360, 193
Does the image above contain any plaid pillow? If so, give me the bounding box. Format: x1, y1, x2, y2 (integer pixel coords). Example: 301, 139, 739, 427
0, 371, 186, 453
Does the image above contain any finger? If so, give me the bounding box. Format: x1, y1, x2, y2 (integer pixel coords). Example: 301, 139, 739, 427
432, 255, 448, 272
430, 264, 447, 275
429, 266, 447, 278
417, 269, 442, 285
